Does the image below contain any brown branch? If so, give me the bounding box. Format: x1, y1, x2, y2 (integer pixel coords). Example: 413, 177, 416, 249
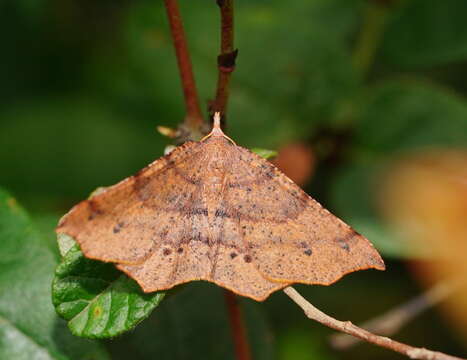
283, 286, 466, 360
224, 290, 252, 360
330, 279, 464, 349
210, 0, 238, 122
164, 0, 204, 135
213, 2, 248, 357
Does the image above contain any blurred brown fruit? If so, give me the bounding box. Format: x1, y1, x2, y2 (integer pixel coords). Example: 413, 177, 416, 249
379, 149, 467, 341
272, 143, 315, 186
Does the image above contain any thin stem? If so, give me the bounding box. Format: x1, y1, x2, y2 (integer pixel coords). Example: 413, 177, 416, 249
214, 2, 248, 357
211, 0, 238, 120
284, 287, 466, 360
164, 0, 204, 134
219, 0, 234, 54
224, 290, 252, 360
330, 279, 464, 349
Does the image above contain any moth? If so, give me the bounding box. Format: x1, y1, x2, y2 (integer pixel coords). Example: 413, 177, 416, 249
57, 113, 384, 301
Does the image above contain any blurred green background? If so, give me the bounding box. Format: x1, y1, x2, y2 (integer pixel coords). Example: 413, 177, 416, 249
1, 0, 467, 359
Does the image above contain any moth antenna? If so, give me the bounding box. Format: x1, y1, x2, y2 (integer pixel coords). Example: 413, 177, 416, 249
213, 112, 221, 130
211, 112, 224, 137
200, 112, 236, 144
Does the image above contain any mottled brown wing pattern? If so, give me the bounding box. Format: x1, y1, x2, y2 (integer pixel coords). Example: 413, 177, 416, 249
56, 141, 205, 264
202, 195, 289, 300
222, 145, 385, 285
116, 202, 214, 292
116, 139, 290, 300
118, 212, 288, 300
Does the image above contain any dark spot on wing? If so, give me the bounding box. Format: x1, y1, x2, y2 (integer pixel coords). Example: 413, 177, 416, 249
304, 249, 312, 256
177, 247, 184, 253
265, 170, 275, 179
337, 230, 359, 251
87, 200, 103, 220
163, 248, 172, 256
113, 221, 124, 234
230, 252, 237, 259
338, 239, 350, 252
244, 255, 252, 263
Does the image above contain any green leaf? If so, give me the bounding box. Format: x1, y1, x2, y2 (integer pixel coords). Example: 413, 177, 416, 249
382, 0, 467, 67
0, 188, 109, 360
353, 80, 467, 156
251, 148, 278, 159
52, 245, 165, 339
57, 233, 77, 257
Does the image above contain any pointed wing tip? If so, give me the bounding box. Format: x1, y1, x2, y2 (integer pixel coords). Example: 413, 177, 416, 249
56, 218, 69, 232
352, 230, 386, 271
364, 241, 386, 271
55, 211, 70, 231
55, 216, 76, 239
372, 256, 386, 271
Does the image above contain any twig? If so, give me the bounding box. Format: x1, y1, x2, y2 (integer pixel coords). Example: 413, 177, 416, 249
224, 290, 252, 360
283, 286, 466, 360
163, 0, 204, 136
210, 0, 238, 122
212, 2, 249, 358
330, 279, 464, 349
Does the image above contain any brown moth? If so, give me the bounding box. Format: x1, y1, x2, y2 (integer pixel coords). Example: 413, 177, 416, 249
57, 113, 384, 301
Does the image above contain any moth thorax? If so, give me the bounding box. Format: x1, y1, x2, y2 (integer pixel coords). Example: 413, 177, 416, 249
204, 159, 226, 188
